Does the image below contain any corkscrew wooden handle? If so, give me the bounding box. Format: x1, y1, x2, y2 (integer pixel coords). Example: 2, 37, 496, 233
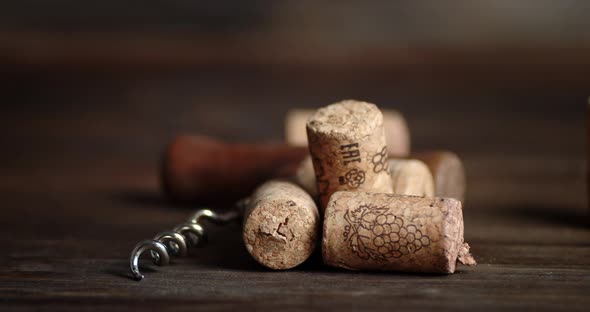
161, 135, 308, 204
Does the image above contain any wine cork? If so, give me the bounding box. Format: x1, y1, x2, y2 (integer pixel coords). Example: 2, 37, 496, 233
306, 100, 394, 208
293, 155, 317, 197
413, 151, 466, 202
242, 180, 320, 270
389, 159, 435, 197
286, 108, 410, 157
322, 191, 476, 274
294, 156, 435, 199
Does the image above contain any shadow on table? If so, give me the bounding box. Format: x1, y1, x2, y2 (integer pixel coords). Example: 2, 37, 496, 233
110, 189, 195, 211
495, 204, 588, 229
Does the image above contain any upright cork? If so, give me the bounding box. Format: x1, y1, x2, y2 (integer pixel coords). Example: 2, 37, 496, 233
322, 191, 475, 274
306, 100, 394, 208
286, 108, 410, 157
389, 159, 435, 197
413, 151, 466, 202
242, 180, 320, 270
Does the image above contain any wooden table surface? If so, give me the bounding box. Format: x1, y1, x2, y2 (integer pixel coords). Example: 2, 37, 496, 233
1, 70, 589, 311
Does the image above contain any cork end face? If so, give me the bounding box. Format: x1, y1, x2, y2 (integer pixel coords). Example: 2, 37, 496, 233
293, 155, 317, 197
388, 159, 435, 197
435, 152, 466, 203
243, 198, 319, 270
285, 109, 313, 146
381, 110, 411, 157
306, 100, 383, 139
437, 197, 464, 273
457, 242, 477, 266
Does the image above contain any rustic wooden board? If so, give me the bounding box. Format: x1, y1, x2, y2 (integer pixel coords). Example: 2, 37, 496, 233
0, 72, 588, 311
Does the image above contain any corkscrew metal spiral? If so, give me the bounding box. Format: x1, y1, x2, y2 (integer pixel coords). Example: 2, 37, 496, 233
129, 201, 245, 280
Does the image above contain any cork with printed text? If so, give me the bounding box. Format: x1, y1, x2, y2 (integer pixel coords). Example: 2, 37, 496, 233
322, 191, 475, 273
306, 100, 394, 209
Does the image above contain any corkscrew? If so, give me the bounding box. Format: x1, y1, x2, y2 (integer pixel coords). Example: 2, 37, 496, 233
129, 200, 246, 280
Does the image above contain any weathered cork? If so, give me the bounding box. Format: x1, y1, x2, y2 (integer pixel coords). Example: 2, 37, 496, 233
322, 191, 475, 273
389, 159, 435, 197
242, 180, 320, 270
306, 100, 394, 209
293, 155, 317, 197
286, 108, 410, 157
413, 151, 466, 202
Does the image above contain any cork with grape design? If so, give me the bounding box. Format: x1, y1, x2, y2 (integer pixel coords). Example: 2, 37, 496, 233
306, 100, 394, 209
322, 191, 475, 273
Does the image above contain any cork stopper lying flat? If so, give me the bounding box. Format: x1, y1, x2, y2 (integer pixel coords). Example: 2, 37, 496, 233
322, 191, 475, 274
242, 180, 320, 270
413, 151, 466, 203
293, 155, 317, 197
307, 100, 394, 209
389, 159, 435, 197
381, 110, 411, 157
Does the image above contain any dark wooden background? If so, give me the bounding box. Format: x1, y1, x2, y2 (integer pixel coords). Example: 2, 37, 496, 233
1, 2, 589, 311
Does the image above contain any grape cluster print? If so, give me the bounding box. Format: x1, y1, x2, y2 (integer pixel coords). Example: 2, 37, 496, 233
339, 168, 366, 188
371, 146, 389, 173
343, 205, 431, 260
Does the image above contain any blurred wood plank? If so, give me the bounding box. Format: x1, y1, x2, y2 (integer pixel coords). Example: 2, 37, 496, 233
0, 66, 588, 311
1, 31, 590, 91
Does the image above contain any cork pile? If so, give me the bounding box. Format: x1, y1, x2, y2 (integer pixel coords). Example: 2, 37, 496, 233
242, 100, 475, 273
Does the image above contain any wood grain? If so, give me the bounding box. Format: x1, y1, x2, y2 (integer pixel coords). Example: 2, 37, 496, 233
0, 72, 588, 311
1, 32, 590, 92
